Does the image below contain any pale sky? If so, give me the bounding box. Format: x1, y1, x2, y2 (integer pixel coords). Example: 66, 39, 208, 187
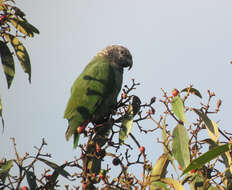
1, 0, 232, 188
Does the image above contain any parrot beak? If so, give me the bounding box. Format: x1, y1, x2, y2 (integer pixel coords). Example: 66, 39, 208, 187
127, 59, 133, 70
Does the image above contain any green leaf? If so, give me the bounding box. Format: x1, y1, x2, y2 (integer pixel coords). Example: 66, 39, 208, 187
37, 158, 71, 179
26, 171, 37, 189
193, 109, 219, 142
171, 96, 187, 123
0, 160, 13, 183
73, 133, 80, 149
0, 95, 4, 130
0, 160, 13, 174
150, 181, 170, 190
150, 154, 170, 182
201, 139, 232, 182
182, 143, 232, 176
50, 163, 72, 186
188, 173, 204, 190
4, 33, 31, 82
162, 118, 178, 174
201, 138, 232, 178
24, 20, 40, 34
119, 104, 134, 144
132, 95, 141, 116
172, 124, 190, 170
181, 87, 202, 98
0, 40, 15, 88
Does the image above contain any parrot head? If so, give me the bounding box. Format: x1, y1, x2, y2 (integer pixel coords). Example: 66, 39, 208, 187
100, 45, 133, 70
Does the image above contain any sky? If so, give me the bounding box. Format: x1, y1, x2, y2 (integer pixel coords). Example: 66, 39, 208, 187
1, 0, 232, 188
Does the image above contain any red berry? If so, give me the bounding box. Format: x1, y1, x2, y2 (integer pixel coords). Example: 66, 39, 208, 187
0, 15, 6, 22
139, 146, 145, 153
77, 125, 85, 133
82, 183, 87, 189
172, 88, 179, 97
99, 173, 103, 179
96, 143, 100, 153
45, 174, 52, 180
121, 93, 127, 99
190, 169, 196, 173
100, 169, 106, 175
99, 169, 106, 180
21, 186, 28, 190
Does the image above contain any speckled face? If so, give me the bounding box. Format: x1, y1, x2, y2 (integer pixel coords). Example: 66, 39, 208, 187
116, 46, 133, 70
100, 45, 133, 69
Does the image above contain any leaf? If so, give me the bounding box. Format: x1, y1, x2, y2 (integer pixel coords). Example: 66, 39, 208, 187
202, 139, 232, 177
188, 173, 204, 190
73, 133, 80, 149
182, 143, 232, 176
26, 171, 37, 189
132, 95, 141, 116
193, 109, 219, 142
0, 160, 13, 173
172, 124, 190, 170
207, 186, 222, 190
171, 96, 187, 123
29, 25, 40, 35
0, 95, 4, 130
225, 151, 232, 175
4, 33, 31, 82
162, 118, 169, 154
161, 178, 185, 190
150, 181, 170, 190
0, 160, 13, 183
9, 18, 39, 37
0, 0, 6, 11
50, 162, 73, 186
37, 158, 71, 179
0, 5, 3, 11
119, 104, 134, 144
9, 18, 33, 37
12, 6, 25, 18
162, 118, 178, 174
181, 87, 202, 98
0, 40, 15, 88
150, 154, 170, 182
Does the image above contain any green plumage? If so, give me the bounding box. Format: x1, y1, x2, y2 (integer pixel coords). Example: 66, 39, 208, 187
64, 56, 117, 141
64, 45, 133, 174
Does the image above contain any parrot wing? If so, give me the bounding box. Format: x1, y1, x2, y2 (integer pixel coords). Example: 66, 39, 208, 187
64, 56, 116, 141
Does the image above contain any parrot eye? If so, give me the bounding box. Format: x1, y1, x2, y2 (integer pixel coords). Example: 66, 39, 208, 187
120, 50, 125, 55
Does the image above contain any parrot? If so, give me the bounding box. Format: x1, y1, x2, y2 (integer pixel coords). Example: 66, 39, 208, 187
64, 45, 133, 149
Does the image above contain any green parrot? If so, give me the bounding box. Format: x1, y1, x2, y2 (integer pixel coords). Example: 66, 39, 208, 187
64, 45, 133, 148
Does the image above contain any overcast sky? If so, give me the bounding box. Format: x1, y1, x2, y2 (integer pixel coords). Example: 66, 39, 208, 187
1, 0, 232, 187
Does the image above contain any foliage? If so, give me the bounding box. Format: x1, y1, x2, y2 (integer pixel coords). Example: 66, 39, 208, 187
0, 2, 230, 189
0, 0, 39, 128
1, 80, 232, 190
